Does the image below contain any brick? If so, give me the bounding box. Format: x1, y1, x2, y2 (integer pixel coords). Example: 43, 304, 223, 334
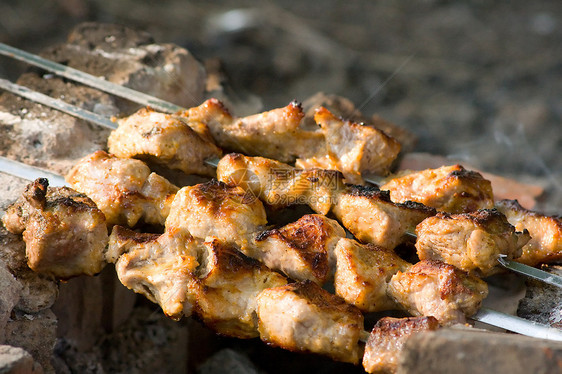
4, 310, 57, 374
0, 260, 22, 343
0, 345, 43, 374
398, 328, 562, 374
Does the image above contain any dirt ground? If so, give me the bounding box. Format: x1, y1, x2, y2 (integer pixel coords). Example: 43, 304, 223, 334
1, 0, 561, 212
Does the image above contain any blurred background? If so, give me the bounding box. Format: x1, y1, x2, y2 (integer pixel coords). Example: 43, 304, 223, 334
0, 0, 561, 212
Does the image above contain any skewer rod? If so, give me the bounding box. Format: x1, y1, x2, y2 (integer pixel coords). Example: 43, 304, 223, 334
471, 308, 562, 341
0, 42, 184, 114
498, 255, 562, 288
0, 78, 117, 130
0, 156, 68, 187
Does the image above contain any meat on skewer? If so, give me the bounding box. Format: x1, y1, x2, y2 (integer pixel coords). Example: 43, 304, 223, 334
415, 209, 530, 276
296, 107, 401, 184
1, 178, 108, 278
254, 214, 346, 285
256, 280, 364, 364
333, 238, 488, 324
66, 150, 178, 226
388, 260, 488, 325
495, 199, 562, 266
380, 164, 494, 213
334, 238, 411, 313
178, 99, 401, 181
107, 225, 199, 320
190, 238, 288, 338
0, 177, 487, 368
217, 153, 436, 249
165, 179, 268, 252
107, 107, 222, 177
166, 179, 347, 284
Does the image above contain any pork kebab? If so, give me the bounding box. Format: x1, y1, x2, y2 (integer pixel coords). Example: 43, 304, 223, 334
107, 99, 400, 184
2, 176, 486, 372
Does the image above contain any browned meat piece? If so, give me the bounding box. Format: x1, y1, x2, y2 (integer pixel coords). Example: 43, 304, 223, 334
2, 178, 108, 278
191, 238, 287, 338
334, 238, 411, 312
256, 280, 364, 364
362, 316, 440, 374
180, 99, 324, 162
496, 199, 562, 266
108, 225, 199, 320
314, 106, 401, 177
380, 165, 494, 213
415, 209, 530, 276
107, 107, 222, 177
217, 153, 343, 215
295, 154, 365, 185
184, 100, 401, 180
333, 185, 435, 249
253, 214, 346, 284
388, 260, 488, 325
165, 180, 267, 251
66, 151, 179, 226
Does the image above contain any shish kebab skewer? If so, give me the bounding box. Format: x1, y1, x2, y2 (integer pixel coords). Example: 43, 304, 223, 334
2, 44, 562, 325
0, 171, 480, 367
0, 42, 399, 184
2, 157, 562, 344
0, 77, 559, 284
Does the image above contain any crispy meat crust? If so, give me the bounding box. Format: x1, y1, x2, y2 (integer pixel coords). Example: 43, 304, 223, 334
2, 178, 108, 278
381, 165, 494, 213
496, 199, 562, 266
256, 280, 363, 364
388, 260, 488, 325
415, 209, 530, 276
254, 214, 345, 284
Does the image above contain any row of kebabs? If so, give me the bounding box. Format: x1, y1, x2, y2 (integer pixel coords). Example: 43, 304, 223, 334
2, 100, 562, 373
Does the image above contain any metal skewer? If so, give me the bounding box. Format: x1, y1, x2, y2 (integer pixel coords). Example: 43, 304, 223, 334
0, 78, 116, 129
498, 255, 562, 288
0, 42, 184, 114
0, 156, 561, 342
0, 43, 388, 185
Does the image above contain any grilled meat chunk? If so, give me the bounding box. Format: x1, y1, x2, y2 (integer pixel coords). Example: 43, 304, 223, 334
363, 316, 440, 374
333, 185, 435, 249
388, 260, 488, 325
256, 280, 364, 364
314, 106, 401, 177
334, 238, 411, 312
191, 238, 287, 338
253, 214, 346, 284
415, 209, 530, 276
2, 178, 107, 278
107, 107, 221, 177
165, 180, 267, 251
496, 199, 562, 266
380, 165, 494, 213
295, 154, 363, 185
108, 225, 199, 320
184, 100, 401, 181
217, 153, 343, 215
181, 99, 324, 162
66, 151, 178, 226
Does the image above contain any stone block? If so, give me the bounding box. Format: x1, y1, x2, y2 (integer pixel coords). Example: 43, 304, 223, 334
398, 328, 562, 374
0, 345, 43, 374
